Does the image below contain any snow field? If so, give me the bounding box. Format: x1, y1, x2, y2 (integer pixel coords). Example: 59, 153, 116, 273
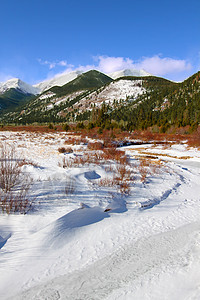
0, 131, 200, 299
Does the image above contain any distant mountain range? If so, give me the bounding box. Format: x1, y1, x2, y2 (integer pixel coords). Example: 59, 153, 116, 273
0, 68, 151, 111
0, 68, 151, 95
0, 69, 200, 132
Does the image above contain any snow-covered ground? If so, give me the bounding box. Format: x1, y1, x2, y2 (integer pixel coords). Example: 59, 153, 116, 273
0, 131, 200, 300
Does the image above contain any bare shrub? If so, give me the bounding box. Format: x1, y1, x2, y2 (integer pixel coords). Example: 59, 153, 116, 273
0, 143, 33, 214
87, 141, 104, 150
65, 177, 76, 195
98, 177, 115, 187
0, 181, 33, 214
138, 158, 150, 183
149, 159, 163, 175
0, 144, 21, 192
116, 165, 131, 181
58, 147, 68, 153
72, 152, 103, 166
115, 165, 131, 195
18, 159, 40, 168
187, 133, 200, 148
65, 147, 73, 153
104, 165, 115, 173
118, 181, 131, 195
58, 157, 73, 168
103, 147, 126, 163
64, 137, 88, 146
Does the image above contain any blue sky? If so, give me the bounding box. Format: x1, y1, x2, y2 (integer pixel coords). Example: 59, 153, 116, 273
0, 0, 200, 84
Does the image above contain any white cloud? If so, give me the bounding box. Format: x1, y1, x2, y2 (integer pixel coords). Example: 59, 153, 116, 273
94, 55, 134, 73
93, 55, 192, 77
133, 55, 192, 76
58, 60, 68, 67
76, 64, 96, 72
37, 59, 71, 70
37, 54, 193, 83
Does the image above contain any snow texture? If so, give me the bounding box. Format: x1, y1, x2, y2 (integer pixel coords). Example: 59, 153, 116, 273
0, 78, 39, 95
33, 70, 83, 93
0, 132, 200, 300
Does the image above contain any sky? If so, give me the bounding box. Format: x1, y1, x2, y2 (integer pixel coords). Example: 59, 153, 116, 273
0, 0, 200, 84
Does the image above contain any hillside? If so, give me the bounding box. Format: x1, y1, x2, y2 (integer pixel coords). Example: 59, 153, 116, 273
49, 70, 113, 96
0, 70, 113, 124
0, 88, 35, 111
110, 72, 200, 132
0, 71, 200, 133
33, 70, 83, 93
0, 78, 38, 112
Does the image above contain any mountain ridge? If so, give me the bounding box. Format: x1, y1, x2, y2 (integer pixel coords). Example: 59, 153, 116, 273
0, 68, 153, 96
0, 70, 200, 133
33, 70, 83, 93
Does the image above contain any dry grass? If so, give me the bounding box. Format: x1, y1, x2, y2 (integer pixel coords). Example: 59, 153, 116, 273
98, 177, 116, 187
187, 133, 200, 148
102, 147, 128, 164
58, 157, 73, 168
64, 136, 88, 146
138, 158, 150, 183
17, 159, 40, 168
138, 151, 191, 160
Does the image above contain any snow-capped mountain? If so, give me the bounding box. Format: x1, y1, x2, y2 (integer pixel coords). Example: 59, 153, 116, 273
33, 70, 83, 93
0, 78, 39, 95
109, 69, 152, 79
33, 69, 152, 93
0, 69, 152, 97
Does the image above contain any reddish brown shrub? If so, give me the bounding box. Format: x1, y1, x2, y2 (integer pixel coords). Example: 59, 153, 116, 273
58, 147, 68, 153
87, 141, 104, 150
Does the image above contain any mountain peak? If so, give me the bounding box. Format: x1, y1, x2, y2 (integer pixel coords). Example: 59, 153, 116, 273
33, 70, 84, 93
109, 69, 152, 79
0, 78, 39, 95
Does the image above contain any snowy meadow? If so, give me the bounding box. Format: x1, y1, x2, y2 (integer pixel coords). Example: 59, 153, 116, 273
0, 130, 200, 300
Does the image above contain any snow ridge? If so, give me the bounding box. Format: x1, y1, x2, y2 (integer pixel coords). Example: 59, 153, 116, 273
109, 69, 152, 79
0, 78, 39, 95
33, 70, 83, 93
